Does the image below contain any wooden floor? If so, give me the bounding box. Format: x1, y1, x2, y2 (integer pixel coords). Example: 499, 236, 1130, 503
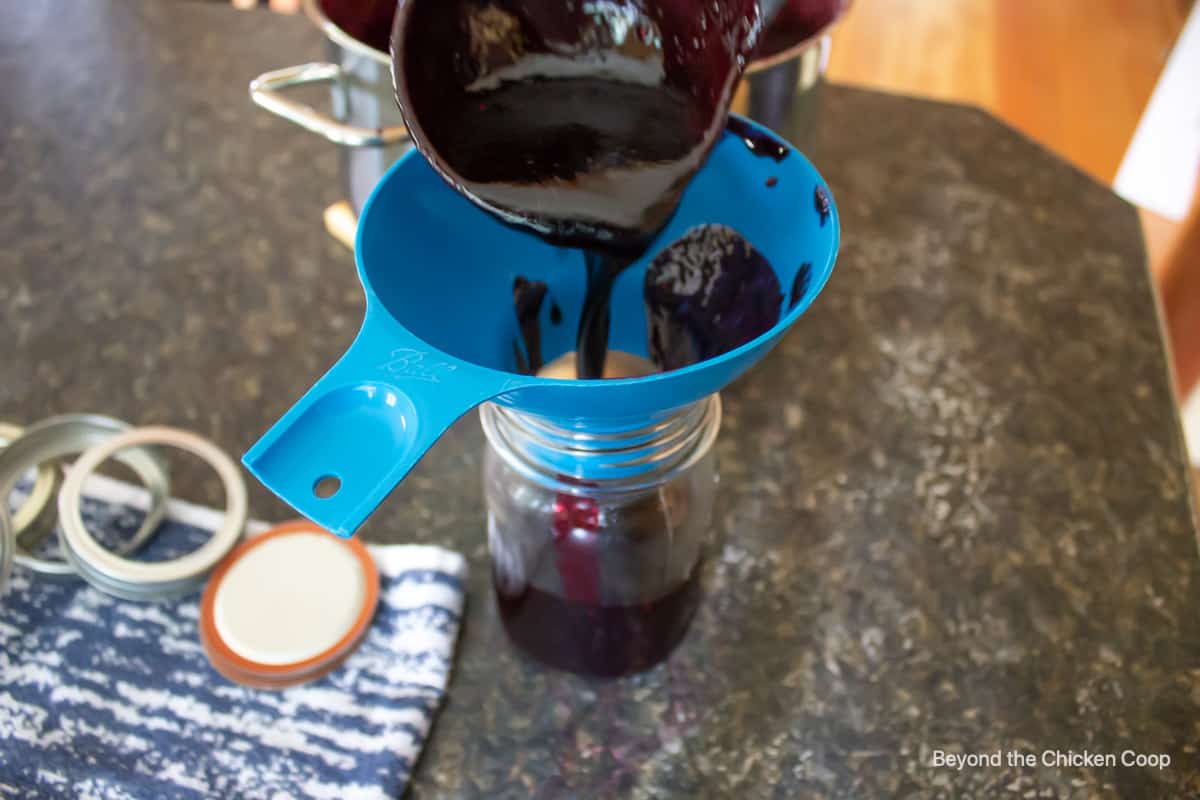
826, 0, 1193, 273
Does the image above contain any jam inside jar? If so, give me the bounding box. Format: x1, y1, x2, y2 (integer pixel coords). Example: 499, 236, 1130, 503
481, 396, 720, 677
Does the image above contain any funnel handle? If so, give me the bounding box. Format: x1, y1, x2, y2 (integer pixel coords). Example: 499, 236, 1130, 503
243, 315, 517, 537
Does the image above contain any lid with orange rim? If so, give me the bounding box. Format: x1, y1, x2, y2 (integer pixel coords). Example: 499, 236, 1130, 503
199, 520, 379, 689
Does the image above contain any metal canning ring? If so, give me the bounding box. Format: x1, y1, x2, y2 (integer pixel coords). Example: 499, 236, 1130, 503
16, 475, 63, 555
0, 423, 60, 543
0, 415, 172, 578
58, 426, 246, 601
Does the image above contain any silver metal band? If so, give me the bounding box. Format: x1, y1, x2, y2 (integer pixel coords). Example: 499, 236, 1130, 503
0, 423, 59, 545
0, 415, 171, 579
58, 426, 246, 602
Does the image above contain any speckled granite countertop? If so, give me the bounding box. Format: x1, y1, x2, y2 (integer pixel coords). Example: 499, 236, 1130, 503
2, 2, 1198, 797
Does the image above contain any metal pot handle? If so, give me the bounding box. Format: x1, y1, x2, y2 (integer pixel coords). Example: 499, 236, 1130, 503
249, 62, 409, 149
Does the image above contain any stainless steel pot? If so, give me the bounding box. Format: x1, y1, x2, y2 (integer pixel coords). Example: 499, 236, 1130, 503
735, 35, 831, 154
250, 0, 408, 216
251, 0, 840, 219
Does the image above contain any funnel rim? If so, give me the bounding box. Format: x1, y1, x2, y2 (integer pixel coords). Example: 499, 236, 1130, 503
354, 114, 839, 392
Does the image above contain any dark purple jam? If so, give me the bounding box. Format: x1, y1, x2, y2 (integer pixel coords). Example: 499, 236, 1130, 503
495, 561, 704, 678
393, 0, 765, 377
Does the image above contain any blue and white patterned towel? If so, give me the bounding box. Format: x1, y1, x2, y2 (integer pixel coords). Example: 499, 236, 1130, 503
0, 474, 467, 799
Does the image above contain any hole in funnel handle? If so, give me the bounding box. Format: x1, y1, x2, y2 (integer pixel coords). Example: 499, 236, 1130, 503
313, 475, 342, 499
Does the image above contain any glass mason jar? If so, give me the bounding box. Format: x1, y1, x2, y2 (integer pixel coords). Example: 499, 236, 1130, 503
480, 395, 721, 677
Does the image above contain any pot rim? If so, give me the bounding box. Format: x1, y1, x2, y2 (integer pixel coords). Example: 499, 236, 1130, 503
749, 0, 851, 71
303, 0, 391, 66
302, 0, 845, 73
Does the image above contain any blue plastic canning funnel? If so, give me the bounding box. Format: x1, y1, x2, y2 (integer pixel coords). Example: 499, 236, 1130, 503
243, 116, 840, 537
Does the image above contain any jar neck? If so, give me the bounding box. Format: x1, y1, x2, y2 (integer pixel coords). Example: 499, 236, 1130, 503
479, 395, 721, 492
